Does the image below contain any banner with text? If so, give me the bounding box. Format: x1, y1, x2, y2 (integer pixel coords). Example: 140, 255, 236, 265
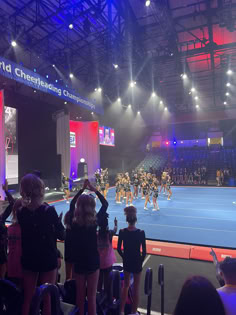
0, 56, 103, 114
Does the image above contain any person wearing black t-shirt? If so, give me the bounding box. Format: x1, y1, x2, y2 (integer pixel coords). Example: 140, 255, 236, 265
118, 206, 146, 315
17, 174, 65, 315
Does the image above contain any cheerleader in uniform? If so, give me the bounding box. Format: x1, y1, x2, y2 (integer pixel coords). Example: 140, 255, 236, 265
143, 181, 151, 210
125, 179, 133, 206
151, 181, 159, 211
115, 179, 121, 204
166, 174, 172, 200
133, 174, 139, 199
160, 171, 167, 195
100, 178, 107, 199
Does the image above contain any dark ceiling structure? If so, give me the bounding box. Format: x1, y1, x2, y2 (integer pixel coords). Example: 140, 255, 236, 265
0, 0, 236, 114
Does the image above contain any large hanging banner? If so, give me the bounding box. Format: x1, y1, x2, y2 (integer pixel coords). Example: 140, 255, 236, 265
0, 56, 103, 115
0, 90, 5, 200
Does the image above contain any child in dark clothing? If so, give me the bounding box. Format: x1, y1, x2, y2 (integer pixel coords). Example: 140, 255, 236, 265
118, 206, 146, 315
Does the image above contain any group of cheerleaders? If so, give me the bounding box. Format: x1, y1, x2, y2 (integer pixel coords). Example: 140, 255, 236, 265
114, 169, 172, 211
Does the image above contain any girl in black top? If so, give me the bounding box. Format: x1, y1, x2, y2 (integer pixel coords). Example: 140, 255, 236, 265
118, 206, 146, 315
71, 179, 108, 315
17, 174, 65, 315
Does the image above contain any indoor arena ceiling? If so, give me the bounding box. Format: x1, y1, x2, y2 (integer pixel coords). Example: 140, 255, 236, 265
0, 0, 236, 113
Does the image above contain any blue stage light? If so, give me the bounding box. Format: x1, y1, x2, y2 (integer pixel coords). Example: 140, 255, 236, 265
46, 75, 49, 79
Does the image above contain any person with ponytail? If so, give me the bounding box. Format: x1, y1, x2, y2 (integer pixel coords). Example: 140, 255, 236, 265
17, 174, 65, 315
117, 206, 146, 315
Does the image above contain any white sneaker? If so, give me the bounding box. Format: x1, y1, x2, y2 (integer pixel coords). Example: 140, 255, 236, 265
130, 203, 134, 206
142, 197, 145, 199
66, 201, 70, 203
144, 207, 148, 210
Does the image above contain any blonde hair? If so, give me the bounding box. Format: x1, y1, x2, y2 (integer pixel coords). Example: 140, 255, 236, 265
124, 206, 137, 225
20, 174, 45, 209
73, 194, 97, 227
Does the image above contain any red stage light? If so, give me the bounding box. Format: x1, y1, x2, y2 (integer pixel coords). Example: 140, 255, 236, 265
166, 141, 169, 145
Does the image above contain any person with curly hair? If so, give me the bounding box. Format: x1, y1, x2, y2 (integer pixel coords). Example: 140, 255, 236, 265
117, 206, 146, 315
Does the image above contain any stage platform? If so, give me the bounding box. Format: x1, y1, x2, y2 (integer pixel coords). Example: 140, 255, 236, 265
53, 186, 236, 261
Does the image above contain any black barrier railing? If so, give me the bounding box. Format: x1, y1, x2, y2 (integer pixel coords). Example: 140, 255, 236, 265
30, 283, 61, 315
144, 268, 153, 315
158, 264, 164, 315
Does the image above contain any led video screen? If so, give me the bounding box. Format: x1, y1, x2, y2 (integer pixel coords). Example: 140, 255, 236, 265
99, 126, 115, 146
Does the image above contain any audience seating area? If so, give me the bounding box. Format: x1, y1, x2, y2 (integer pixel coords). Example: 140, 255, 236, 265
136, 147, 236, 185
0, 265, 157, 315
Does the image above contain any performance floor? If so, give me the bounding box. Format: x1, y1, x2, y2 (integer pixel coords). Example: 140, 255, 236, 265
53, 186, 236, 248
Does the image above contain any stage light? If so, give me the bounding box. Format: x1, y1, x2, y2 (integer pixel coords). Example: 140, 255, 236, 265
226, 92, 230, 96
181, 141, 184, 144
11, 41, 17, 47
137, 111, 140, 114
165, 141, 169, 145
160, 100, 163, 105
152, 92, 156, 97
34, 90, 36, 93
130, 81, 135, 87
52, 64, 55, 68
164, 107, 167, 111
91, 112, 94, 114
145, 0, 151, 7
69, 23, 74, 29
224, 101, 227, 105
128, 104, 131, 108
181, 73, 187, 79
194, 96, 198, 100
94, 88, 97, 91
196, 104, 199, 108
34, 68, 37, 73
227, 69, 233, 75
117, 98, 121, 102
80, 158, 85, 163
226, 82, 231, 87
55, 79, 58, 83
173, 141, 177, 145
98, 87, 102, 92
46, 75, 49, 79
64, 101, 67, 104
69, 73, 74, 79
76, 116, 78, 119
113, 64, 118, 69
191, 87, 196, 92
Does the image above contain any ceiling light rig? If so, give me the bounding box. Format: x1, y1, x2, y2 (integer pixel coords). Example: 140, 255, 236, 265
69, 73, 74, 78
227, 70, 233, 75
11, 41, 17, 47
130, 81, 136, 88
145, 0, 151, 7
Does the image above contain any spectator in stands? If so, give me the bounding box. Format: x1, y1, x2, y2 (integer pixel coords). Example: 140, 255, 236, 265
0, 181, 15, 278
97, 217, 117, 294
71, 179, 108, 315
17, 174, 65, 315
217, 257, 236, 315
118, 206, 146, 315
173, 276, 225, 315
